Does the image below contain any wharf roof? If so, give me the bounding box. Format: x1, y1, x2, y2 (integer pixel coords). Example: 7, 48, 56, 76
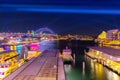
0, 50, 15, 55
88, 46, 120, 57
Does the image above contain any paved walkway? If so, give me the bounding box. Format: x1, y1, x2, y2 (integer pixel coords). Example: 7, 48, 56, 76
4, 49, 66, 80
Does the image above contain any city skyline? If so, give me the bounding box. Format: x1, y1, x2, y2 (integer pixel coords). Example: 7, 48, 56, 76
1, 1, 120, 37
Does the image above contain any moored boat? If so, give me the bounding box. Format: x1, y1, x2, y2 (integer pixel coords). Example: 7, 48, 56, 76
61, 47, 73, 64
0, 50, 25, 79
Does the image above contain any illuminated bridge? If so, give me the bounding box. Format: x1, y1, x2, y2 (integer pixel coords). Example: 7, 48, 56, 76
35, 27, 55, 35
35, 27, 58, 40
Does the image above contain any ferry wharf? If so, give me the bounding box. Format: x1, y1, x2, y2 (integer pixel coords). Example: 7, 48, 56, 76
86, 46, 120, 74
4, 49, 66, 80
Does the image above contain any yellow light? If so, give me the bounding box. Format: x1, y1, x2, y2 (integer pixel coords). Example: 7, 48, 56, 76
98, 31, 107, 39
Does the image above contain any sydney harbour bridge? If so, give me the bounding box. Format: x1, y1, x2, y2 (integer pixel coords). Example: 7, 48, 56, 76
35, 27, 55, 35
35, 27, 57, 40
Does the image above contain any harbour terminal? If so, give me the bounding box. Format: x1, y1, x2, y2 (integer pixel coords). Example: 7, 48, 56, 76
86, 29, 120, 75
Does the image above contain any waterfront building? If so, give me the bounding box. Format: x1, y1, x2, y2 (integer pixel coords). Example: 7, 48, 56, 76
97, 29, 120, 41
87, 29, 120, 75
97, 29, 120, 49
98, 31, 107, 39
86, 46, 120, 74
107, 29, 120, 40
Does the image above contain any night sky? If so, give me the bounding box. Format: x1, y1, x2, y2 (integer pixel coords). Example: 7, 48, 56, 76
1, 0, 120, 37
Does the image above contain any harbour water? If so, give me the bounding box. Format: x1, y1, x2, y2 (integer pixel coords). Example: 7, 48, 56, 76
57, 40, 120, 80
1, 40, 120, 80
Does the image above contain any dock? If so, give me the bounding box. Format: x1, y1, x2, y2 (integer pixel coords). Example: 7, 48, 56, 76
4, 49, 66, 80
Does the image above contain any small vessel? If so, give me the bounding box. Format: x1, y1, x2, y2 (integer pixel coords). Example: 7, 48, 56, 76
27, 42, 41, 60
62, 47, 73, 64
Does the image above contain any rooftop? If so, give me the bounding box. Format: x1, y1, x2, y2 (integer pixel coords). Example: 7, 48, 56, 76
88, 46, 120, 57
0, 50, 15, 55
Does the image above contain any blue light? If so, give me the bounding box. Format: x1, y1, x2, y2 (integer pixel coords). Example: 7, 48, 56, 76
17, 45, 22, 50
16, 8, 120, 15
0, 4, 120, 15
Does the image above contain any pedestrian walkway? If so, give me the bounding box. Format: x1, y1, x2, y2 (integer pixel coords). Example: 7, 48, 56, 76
4, 49, 66, 80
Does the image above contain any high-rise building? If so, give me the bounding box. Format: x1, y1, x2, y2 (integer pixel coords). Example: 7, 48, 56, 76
107, 29, 119, 40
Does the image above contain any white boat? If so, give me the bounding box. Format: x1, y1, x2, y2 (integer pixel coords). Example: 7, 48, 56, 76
62, 47, 73, 63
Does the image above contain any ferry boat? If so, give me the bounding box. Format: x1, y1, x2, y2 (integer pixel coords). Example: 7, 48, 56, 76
61, 47, 73, 64
0, 50, 25, 79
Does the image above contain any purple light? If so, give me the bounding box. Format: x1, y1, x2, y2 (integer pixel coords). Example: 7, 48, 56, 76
5, 46, 10, 51
30, 43, 40, 50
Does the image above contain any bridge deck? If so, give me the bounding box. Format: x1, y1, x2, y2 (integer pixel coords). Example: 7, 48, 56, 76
4, 50, 66, 80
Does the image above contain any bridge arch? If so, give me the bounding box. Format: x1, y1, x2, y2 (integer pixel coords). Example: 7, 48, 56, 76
35, 27, 55, 34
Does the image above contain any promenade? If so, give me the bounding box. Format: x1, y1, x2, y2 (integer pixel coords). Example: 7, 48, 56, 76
4, 49, 66, 80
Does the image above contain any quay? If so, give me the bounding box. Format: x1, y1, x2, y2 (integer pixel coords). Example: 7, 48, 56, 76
86, 46, 120, 74
4, 49, 66, 80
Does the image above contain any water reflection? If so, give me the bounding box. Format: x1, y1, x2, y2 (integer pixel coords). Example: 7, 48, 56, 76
48, 40, 120, 80
107, 70, 120, 80
82, 61, 85, 76
86, 56, 120, 80
64, 65, 72, 73
40, 40, 56, 52
65, 55, 120, 80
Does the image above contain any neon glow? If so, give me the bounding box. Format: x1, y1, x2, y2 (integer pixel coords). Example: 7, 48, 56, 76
10, 46, 14, 50
63, 49, 72, 55
30, 43, 40, 51
5, 46, 10, 51
17, 45, 22, 50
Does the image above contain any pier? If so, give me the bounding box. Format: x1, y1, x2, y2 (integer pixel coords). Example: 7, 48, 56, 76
4, 49, 66, 80
86, 46, 120, 74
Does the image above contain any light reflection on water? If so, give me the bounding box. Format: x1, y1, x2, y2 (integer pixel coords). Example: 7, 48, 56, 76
107, 70, 120, 80
87, 56, 120, 80
64, 65, 72, 73
40, 40, 56, 51
65, 56, 120, 80
41, 40, 120, 80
